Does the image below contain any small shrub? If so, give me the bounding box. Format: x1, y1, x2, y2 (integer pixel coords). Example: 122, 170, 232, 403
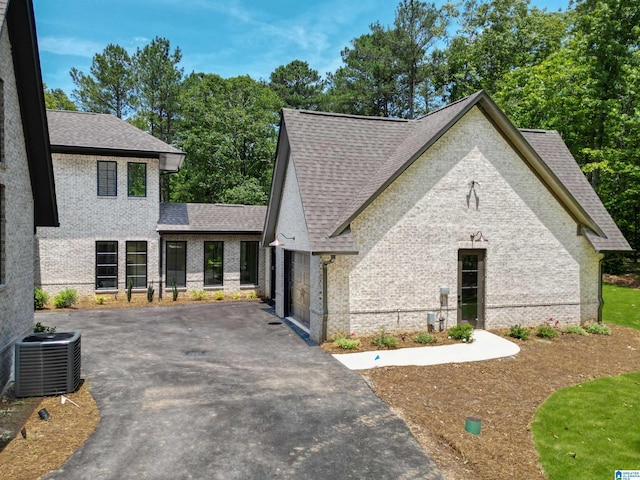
172, 280, 179, 301
147, 282, 155, 302
231, 292, 241, 300
536, 324, 559, 339
214, 291, 224, 301
191, 289, 207, 301
246, 291, 258, 299
53, 288, 79, 308
583, 322, 612, 335
34, 322, 56, 333
415, 331, 437, 344
564, 325, 588, 335
448, 324, 474, 342
126, 278, 133, 303
333, 337, 360, 350
34, 288, 49, 310
373, 327, 397, 349
507, 324, 530, 340
94, 295, 106, 305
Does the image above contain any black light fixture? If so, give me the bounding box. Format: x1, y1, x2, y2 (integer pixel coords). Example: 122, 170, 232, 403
38, 408, 50, 421
268, 233, 295, 247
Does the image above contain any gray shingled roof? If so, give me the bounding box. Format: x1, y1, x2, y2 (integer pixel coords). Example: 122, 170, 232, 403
158, 203, 267, 234
264, 91, 630, 253
47, 110, 185, 171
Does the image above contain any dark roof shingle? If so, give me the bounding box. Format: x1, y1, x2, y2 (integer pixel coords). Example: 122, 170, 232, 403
158, 203, 267, 234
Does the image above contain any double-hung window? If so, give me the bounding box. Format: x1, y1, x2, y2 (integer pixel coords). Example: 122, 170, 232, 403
126, 241, 147, 288
97, 161, 117, 196
240, 241, 259, 285
204, 241, 223, 286
127, 162, 146, 197
95, 241, 118, 289
166, 241, 186, 287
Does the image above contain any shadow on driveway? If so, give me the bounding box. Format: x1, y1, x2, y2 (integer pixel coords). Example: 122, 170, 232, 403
41, 302, 444, 480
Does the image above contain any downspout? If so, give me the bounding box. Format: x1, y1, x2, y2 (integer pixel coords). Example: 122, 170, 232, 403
159, 236, 164, 300
321, 255, 336, 343
597, 256, 604, 323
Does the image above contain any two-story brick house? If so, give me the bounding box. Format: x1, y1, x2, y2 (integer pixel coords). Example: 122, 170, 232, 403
0, 0, 59, 391
37, 110, 266, 299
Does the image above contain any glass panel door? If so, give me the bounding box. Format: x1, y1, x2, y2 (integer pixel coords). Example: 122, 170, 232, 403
458, 250, 485, 329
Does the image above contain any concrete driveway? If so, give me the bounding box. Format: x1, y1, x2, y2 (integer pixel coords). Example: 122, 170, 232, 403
40, 302, 443, 480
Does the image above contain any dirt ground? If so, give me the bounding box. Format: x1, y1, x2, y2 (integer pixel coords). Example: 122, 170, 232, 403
3, 285, 640, 479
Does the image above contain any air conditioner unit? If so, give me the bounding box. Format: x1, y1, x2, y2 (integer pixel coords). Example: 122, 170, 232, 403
15, 331, 81, 397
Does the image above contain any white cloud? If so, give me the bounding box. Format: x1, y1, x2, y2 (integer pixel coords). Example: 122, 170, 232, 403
38, 36, 104, 58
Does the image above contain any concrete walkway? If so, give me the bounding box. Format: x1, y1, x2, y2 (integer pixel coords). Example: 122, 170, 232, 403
39, 302, 444, 480
333, 330, 520, 370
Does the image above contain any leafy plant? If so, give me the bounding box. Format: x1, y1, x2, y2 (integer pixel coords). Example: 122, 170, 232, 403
373, 327, 397, 349
535, 324, 559, 339
34, 288, 50, 310
53, 288, 79, 308
583, 321, 611, 335
94, 295, 106, 305
190, 289, 207, 301
564, 325, 588, 335
214, 291, 224, 301
34, 322, 56, 333
147, 281, 155, 302
448, 324, 474, 342
333, 337, 360, 350
172, 279, 179, 301
126, 278, 133, 303
507, 324, 530, 340
246, 291, 257, 299
414, 331, 437, 344
231, 292, 241, 300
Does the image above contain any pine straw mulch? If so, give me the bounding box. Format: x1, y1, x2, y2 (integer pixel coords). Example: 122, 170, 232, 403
0, 382, 98, 480
358, 325, 640, 480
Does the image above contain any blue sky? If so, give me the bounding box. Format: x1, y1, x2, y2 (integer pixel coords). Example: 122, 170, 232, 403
33, 0, 570, 96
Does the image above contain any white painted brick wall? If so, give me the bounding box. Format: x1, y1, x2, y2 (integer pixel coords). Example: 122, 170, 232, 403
323, 107, 601, 336
36, 153, 160, 295
0, 28, 37, 389
159, 233, 265, 297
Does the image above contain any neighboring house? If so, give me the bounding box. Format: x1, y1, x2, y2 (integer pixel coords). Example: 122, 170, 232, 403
0, 0, 59, 391
262, 91, 631, 343
37, 111, 266, 298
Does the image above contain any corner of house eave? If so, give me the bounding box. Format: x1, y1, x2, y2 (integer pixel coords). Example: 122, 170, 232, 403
262, 122, 290, 246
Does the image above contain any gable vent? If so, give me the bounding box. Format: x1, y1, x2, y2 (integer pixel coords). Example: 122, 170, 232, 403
15, 332, 81, 397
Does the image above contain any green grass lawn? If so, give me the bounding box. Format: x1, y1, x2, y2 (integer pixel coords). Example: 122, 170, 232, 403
602, 283, 640, 330
532, 371, 640, 479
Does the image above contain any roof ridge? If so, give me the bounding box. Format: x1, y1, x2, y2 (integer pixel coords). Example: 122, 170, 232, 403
293, 109, 409, 123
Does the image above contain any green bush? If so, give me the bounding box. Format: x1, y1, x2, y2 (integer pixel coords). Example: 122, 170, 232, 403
373, 327, 397, 349
147, 282, 155, 302
53, 288, 78, 308
126, 278, 133, 303
448, 324, 474, 342
190, 289, 207, 301
583, 322, 612, 335
34, 288, 49, 310
172, 280, 179, 301
333, 337, 360, 350
246, 291, 258, 299
94, 295, 106, 305
34, 322, 56, 333
231, 292, 241, 300
414, 331, 437, 344
214, 291, 224, 301
535, 324, 559, 339
507, 324, 530, 340
564, 325, 588, 335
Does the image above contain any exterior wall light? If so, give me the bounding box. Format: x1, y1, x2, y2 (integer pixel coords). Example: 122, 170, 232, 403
268, 233, 295, 247
470, 231, 488, 247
